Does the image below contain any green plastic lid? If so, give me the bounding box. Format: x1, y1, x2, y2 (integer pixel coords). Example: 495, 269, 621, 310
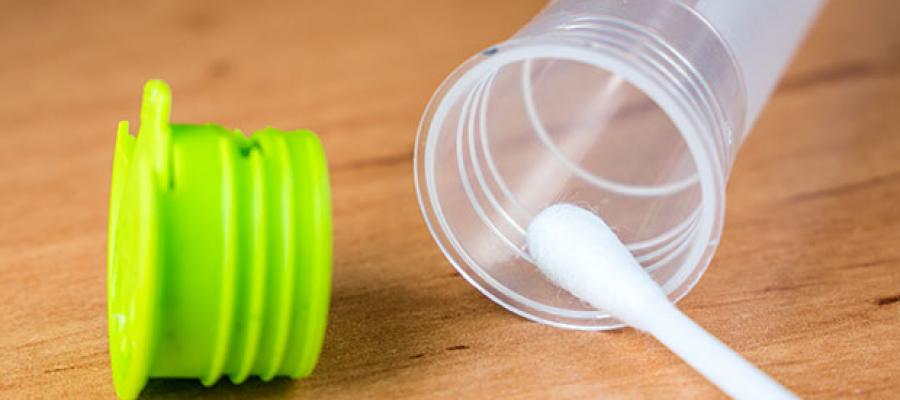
108, 80, 332, 399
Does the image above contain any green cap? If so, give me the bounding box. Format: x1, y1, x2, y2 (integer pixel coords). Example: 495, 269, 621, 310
108, 80, 332, 399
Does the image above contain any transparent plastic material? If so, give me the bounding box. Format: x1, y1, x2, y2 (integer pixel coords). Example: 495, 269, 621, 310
415, 0, 823, 330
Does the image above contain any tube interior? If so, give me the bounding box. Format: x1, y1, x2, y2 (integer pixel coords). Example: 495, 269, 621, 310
419, 49, 713, 328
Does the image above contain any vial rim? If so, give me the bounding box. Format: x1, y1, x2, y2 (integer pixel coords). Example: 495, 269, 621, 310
414, 34, 729, 330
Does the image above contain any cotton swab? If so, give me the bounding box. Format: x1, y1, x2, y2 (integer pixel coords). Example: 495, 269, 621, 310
526, 203, 796, 400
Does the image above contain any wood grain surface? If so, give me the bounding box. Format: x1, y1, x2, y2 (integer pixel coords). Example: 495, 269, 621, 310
1, 0, 899, 398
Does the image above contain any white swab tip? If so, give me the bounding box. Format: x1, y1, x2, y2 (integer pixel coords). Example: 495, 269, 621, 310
526, 203, 669, 328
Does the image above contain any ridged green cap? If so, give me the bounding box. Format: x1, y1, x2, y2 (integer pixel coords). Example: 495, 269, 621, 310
108, 80, 332, 399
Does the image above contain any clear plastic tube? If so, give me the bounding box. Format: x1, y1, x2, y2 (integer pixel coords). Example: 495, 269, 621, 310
415, 0, 823, 330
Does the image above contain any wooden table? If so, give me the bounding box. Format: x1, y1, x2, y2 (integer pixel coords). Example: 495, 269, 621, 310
2, 1, 898, 398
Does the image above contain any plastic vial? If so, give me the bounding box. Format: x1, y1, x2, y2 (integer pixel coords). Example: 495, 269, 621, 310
414, 0, 824, 330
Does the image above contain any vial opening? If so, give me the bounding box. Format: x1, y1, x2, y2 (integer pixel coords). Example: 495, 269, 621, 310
416, 41, 723, 330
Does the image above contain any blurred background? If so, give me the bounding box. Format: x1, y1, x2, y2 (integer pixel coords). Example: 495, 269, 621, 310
1, 0, 899, 398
